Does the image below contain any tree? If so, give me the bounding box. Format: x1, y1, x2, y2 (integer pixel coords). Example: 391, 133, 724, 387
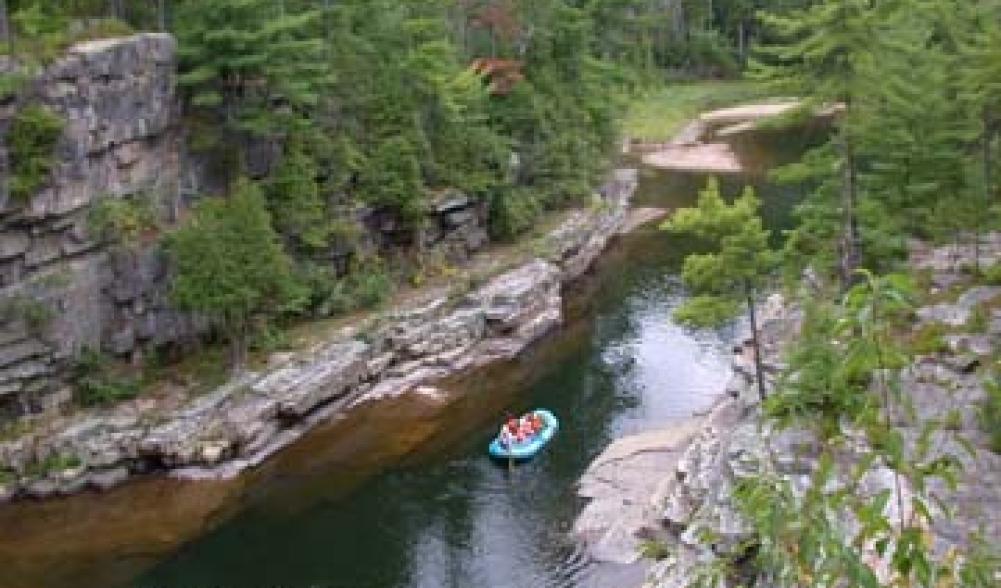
174, 0, 329, 149
0, 0, 11, 54
753, 0, 875, 287
267, 136, 329, 251
167, 178, 300, 372
661, 178, 777, 401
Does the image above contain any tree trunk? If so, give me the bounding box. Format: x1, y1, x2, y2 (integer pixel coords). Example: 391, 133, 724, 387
157, 0, 167, 31
738, 19, 747, 66
838, 133, 862, 289
745, 282, 767, 403
109, 0, 124, 20
0, 0, 12, 55
979, 112, 994, 272
229, 319, 249, 375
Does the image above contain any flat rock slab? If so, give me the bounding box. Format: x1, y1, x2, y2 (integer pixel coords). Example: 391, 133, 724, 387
642, 142, 743, 174
698, 101, 803, 127
575, 419, 703, 564
619, 208, 668, 234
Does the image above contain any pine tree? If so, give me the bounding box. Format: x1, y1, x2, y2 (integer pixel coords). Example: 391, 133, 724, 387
661, 178, 778, 401
174, 0, 328, 139
851, 7, 976, 241
268, 136, 329, 251
752, 0, 875, 287
167, 178, 300, 372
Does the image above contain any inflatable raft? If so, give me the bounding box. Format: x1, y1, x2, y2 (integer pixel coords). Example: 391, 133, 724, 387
488, 409, 559, 461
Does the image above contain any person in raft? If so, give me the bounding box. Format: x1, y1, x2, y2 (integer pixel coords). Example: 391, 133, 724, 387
499, 412, 543, 446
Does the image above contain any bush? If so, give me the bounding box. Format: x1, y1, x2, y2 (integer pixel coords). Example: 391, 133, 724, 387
980, 379, 1001, 453
295, 259, 395, 317
24, 453, 82, 478
910, 323, 949, 355
489, 188, 541, 241
72, 349, 141, 407
88, 194, 159, 246
982, 263, 1001, 285
8, 105, 64, 202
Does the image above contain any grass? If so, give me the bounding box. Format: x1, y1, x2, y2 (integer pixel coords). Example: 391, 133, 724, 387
24, 453, 82, 478
622, 80, 769, 143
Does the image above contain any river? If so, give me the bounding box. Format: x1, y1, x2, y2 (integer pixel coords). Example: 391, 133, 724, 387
0, 125, 820, 588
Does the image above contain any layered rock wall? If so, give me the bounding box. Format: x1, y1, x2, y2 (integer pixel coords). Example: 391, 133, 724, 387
0, 168, 637, 500
0, 34, 185, 417
0, 34, 504, 421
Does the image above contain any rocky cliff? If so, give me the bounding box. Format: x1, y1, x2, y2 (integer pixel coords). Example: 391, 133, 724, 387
0, 33, 185, 418
0, 168, 637, 501
576, 237, 1001, 587
0, 34, 507, 422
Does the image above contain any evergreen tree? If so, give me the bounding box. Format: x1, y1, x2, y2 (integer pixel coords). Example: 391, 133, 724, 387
268, 136, 329, 251
167, 178, 300, 372
753, 0, 875, 287
174, 0, 328, 142
661, 178, 778, 400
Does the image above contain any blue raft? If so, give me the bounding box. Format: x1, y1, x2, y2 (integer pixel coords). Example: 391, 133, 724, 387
488, 409, 559, 461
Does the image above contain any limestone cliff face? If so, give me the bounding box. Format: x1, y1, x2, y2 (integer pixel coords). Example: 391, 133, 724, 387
0, 34, 187, 417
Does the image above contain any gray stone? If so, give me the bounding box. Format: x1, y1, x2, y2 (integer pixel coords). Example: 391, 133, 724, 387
0, 233, 30, 260
87, 466, 130, 491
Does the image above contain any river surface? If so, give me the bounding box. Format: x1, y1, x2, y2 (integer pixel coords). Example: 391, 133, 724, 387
0, 127, 819, 588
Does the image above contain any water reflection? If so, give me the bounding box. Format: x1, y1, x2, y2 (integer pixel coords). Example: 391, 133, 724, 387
0, 124, 820, 588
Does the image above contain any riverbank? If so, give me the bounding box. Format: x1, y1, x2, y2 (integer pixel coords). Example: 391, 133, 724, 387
575, 234, 1001, 586
573, 292, 796, 575
0, 169, 639, 502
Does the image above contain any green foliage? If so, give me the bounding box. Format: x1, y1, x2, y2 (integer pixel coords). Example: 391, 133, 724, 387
6, 3, 132, 63
489, 187, 541, 241
174, 0, 329, 141
909, 323, 950, 355
622, 80, 765, 143
0, 293, 53, 334
357, 135, 427, 220
167, 177, 302, 369
295, 259, 394, 318
7, 104, 64, 203
638, 538, 671, 561
660, 177, 777, 327
267, 137, 329, 250
0, 72, 27, 101
71, 349, 141, 407
983, 263, 1001, 286
24, 453, 82, 478
980, 378, 1001, 453
88, 195, 159, 247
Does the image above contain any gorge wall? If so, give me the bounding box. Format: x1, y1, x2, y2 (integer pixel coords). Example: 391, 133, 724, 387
0, 33, 185, 418
0, 34, 495, 421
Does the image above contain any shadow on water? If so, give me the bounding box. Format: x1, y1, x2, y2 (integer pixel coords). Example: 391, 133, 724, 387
0, 123, 822, 588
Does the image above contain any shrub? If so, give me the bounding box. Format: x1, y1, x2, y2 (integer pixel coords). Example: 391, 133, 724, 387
8, 105, 64, 202
24, 453, 82, 478
489, 187, 541, 241
88, 194, 159, 246
72, 349, 141, 407
982, 263, 1001, 286
638, 539, 671, 561
910, 323, 949, 355
295, 259, 395, 318
0, 294, 54, 334
980, 379, 1001, 453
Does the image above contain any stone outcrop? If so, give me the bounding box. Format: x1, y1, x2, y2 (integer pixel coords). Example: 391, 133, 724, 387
0, 34, 185, 418
577, 237, 1001, 588
0, 33, 548, 422
0, 168, 638, 501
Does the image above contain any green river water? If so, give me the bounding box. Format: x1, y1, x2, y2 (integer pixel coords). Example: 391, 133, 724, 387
0, 126, 821, 588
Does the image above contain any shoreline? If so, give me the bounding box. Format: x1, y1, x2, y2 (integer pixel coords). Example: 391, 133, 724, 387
0, 169, 643, 503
